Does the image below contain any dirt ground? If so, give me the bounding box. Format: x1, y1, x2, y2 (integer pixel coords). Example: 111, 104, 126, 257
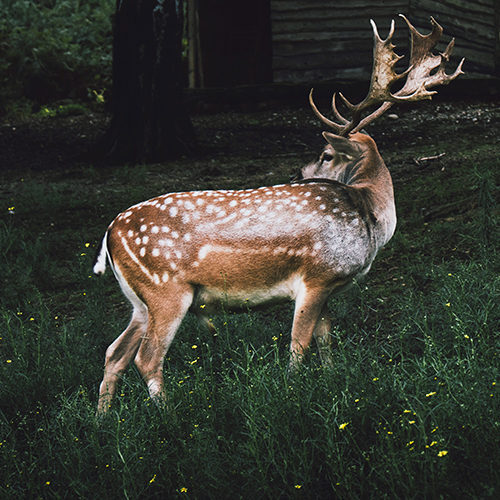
0, 94, 498, 191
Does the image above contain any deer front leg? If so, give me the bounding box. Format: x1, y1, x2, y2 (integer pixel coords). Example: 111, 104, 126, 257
289, 286, 331, 370
133, 284, 194, 405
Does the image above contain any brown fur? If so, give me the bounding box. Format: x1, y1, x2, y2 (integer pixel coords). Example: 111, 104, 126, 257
95, 131, 396, 413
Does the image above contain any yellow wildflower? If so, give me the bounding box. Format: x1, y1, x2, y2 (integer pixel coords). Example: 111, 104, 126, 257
339, 422, 349, 430
426, 391, 437, 397
437, 450, 448, 457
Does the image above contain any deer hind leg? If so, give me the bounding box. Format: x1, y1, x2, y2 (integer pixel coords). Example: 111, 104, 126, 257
196, 313, 217, 335
313, 304, 333, 367
289, 285, 331, 370
134, 284, 194, 404
97, 304, 147, 414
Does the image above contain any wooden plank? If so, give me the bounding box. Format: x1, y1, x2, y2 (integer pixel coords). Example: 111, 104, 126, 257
271, 6, 405, 21
415, 0, 495, 31
272, 0, 405, 13
273, 66, 369, 83
272, 18, 398, 35
273, 50, 371, 70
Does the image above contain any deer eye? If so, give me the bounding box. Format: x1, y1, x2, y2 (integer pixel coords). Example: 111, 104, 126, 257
322, 153, 333, 163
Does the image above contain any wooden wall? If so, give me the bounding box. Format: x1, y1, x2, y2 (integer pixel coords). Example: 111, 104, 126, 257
271, 0, 499, 83
409, 0, 498, 76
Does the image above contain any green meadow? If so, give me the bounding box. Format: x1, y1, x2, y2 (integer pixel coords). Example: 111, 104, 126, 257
0, 101, 498, 498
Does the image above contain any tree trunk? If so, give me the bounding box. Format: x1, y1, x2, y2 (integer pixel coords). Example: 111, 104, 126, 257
100, 0, 195, 163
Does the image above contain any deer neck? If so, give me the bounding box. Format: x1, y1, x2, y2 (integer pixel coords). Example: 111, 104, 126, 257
346, 138, 396, 247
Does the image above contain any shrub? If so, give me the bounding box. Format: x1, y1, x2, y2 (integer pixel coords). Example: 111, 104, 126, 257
0, 0, 114, 112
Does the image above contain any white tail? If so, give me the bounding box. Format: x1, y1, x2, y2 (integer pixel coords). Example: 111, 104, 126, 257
95, 16, 463, 413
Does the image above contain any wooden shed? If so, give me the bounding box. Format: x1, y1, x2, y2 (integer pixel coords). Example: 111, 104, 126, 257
187, 0, 499, 87
271, 0, 499, 82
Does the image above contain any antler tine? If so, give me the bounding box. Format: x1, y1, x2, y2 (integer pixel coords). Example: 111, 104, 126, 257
337, 92, 356, 110
331, 93, 349, 124
309, 89, 343, 133
370, 18, 395, 44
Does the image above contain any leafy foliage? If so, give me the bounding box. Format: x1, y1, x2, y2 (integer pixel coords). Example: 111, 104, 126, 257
0, 0, 114, 112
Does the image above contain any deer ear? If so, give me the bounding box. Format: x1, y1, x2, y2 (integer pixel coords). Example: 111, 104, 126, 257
322, 132, 362, 157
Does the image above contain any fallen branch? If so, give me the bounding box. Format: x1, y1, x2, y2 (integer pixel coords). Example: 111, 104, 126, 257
415, 152, 446, 165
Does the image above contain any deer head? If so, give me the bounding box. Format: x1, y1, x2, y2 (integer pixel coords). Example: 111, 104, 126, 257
94, 16, 463, 414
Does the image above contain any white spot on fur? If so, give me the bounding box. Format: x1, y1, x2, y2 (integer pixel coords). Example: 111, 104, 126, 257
140, 224, 147, 232
142, 236, 149, 244
198, 244, 212, 260
135, 237, 141, 245
162, 272, 169, 283
140, 247, 146, 257
169, 207, 178, 217
128, 230, 134, 237
319, 204, 326, 210
152, 226, 159, 234
152, 248, 160, 257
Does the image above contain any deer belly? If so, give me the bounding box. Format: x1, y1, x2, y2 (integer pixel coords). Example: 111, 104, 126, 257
191, 274, 304, 313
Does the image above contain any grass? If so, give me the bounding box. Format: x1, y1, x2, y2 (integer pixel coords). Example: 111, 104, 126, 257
0, 105, 499, 498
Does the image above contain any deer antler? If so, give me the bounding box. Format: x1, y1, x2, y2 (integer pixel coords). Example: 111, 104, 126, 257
310, 16, 465, 136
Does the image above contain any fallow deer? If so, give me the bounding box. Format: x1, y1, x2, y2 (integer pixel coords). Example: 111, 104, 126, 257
94, 15, 463, 413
